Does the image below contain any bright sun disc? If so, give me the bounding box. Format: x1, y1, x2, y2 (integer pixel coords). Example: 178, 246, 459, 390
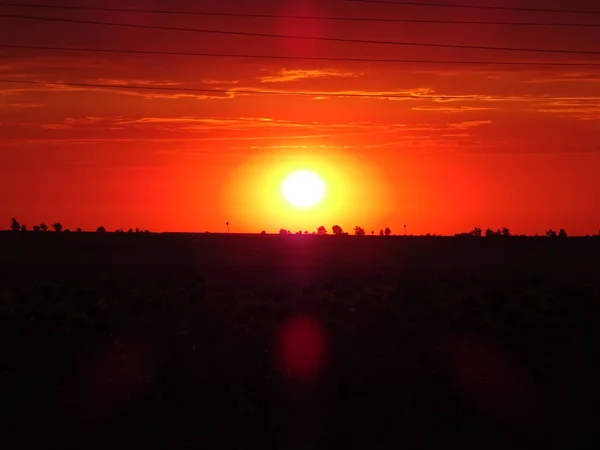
282, 170, 325, 207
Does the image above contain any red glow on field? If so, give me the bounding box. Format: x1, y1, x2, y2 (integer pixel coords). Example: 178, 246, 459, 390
276, 315, 327, 382
451, 338, 541, 424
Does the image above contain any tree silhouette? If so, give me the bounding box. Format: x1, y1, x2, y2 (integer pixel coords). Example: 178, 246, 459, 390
501, 227, 511, 237
40, 223, 48, 232
64, 229, 71, 233
96, 226, 106, 233
127, 228, 134, 234
470, 227, 482, 237
10, 217, 20, 232
354, 226, 365, 236
558, 228, 568, 238
546, 229, 557, 238
379, 229, 384, 236
52, 223, 63, 232
485, 228, 497, 237
371, 230, 374, 235
384, 227, 391, 236
260, 230, 266, 235
76, 228, 82, 232
20, 224, 27, 232
33, 225, 41, 232
332, 225, 343, 235
279, 228, 289, 235
317, 226, 327, 235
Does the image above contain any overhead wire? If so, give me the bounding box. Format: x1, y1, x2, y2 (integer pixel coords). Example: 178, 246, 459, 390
3, 44, 600, 67
2, 14, 600, 55
0, 2, 598, 27
344, 0, 600, 15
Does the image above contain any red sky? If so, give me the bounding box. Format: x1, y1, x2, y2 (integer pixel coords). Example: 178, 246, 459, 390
1, 0, 599, 235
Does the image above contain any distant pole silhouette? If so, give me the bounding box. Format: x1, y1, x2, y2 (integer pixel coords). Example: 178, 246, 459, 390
226, 221, 230, 233
404, 224, 407, 235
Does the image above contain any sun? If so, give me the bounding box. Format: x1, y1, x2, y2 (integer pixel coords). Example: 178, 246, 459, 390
281, 170, 325, 208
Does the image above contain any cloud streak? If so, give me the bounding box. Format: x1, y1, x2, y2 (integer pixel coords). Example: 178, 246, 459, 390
259, 68, 362, 83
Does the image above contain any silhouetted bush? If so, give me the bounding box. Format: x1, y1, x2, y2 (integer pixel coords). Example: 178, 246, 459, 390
52, 223, 63, 233
33, 225, 41, 232
332, 225, 343, 235
40, 223, 48, 232
485, 228, 497, 237
317, 226, 327, 235
384, 227, 391, 236
470, 227, 482, 237
10, 217, 20, 232
96, 226, 106, 233
354, 226, 365, 236
20, 224, 27, 232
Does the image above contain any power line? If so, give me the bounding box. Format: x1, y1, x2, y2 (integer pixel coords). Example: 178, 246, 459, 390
4, 44, 600, 68
2, 14, 600, 56
345, 0, 600, 15
1, 79, 598, 102
0, 2, 598, 27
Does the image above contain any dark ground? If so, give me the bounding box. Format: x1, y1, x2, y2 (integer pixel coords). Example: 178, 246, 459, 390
1, 233, 600, 449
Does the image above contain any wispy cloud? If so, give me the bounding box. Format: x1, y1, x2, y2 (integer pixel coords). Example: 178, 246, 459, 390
0, 81, 231, 100
448, 120, 492, 130
36, 116, 405, 133
228, 86, 436, 101
412, 105, 496, 113
200, 78, 240, 85
41, 124, 71, 130
259, 68, 361, 83
0, 102, 44, 108
85, 78, 184, 87
523, 72, 600, 84
529, 100, 600, 121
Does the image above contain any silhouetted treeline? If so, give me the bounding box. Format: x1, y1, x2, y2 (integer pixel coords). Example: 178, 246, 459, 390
454, 226, 579, 238
7, 217, 600, 237
7, 218, 150, 234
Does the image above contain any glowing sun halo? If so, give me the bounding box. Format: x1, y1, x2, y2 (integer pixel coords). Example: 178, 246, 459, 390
282, 170, 325, 207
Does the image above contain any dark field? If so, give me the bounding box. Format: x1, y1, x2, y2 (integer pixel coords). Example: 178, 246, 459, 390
2, 233, 600, 450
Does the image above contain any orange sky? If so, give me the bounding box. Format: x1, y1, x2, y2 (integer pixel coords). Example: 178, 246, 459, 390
1, 0, 599, 235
